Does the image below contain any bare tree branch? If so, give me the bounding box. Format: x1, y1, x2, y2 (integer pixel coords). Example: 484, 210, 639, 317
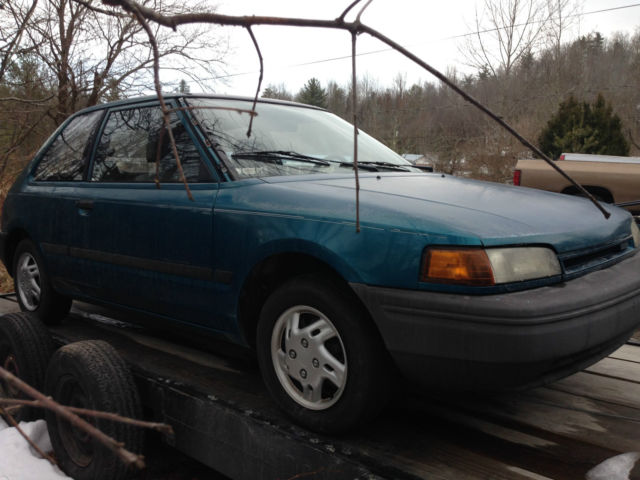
0, 405, 57, 465
0, 365, 145, 469
246, 25, 262, 138
351, 31, 360, 233
0, 397, 174, 435
337, 0, 362, 23
99, 0, 610, 218
359, 23, 609, 217
69, 0, 127, 18
127, 0, 193, 200
99, 2, 347, 31
355, 0, 374, 22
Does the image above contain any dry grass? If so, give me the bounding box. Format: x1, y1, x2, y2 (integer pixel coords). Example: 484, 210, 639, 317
0, 164, 24, 294
0, 263, 13, 293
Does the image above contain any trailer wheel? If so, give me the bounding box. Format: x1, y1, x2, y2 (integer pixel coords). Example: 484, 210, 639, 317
0, 312, 53, 422
13, 238, 71, 325
45, 340, 143, 480
257, 275, 391, 434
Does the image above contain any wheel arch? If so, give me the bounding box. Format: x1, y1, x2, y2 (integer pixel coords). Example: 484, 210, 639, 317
3, 228, 31, 276
237, 251, 375, 349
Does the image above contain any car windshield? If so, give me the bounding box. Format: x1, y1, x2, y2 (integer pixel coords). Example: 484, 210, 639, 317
186, 97, 419, 179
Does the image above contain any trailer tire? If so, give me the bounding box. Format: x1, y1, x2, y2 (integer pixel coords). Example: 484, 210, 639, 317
13, 238, 71, 325
257, 275, 391, 434
45, 340, 143, 480
0, 312, 54, 421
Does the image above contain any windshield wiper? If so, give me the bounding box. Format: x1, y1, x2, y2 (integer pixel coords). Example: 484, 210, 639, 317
231, 151, 413, 172
232, 150, 330, 166
335, 161, 412, 172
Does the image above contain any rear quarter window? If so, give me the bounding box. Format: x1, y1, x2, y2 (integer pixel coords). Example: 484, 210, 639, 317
33, 110, 103, 182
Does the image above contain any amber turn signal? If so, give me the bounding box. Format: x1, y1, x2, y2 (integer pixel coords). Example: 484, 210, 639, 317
421, 248, 495, 286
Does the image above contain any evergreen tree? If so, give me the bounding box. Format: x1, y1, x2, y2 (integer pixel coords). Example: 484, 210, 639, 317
178, 79, 190, 94
296, 78, 327, 108
538, 94, 629, 159
261, 83, 293, 100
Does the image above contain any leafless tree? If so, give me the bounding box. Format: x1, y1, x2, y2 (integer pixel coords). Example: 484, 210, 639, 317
1, 0, 228, 123
545, 0, 582, 60
0, 0, 229, 183
462, 0, 554, 77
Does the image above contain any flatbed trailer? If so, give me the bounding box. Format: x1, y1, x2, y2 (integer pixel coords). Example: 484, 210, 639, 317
1, 297, 639, 480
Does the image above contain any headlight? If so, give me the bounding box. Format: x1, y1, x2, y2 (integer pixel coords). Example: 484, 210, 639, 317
486, 247, 561, 283
631, 219, 640, 248
421, 246, 561, 286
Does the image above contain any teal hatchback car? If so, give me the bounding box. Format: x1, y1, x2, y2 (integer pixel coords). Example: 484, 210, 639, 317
2, 95, 640, 433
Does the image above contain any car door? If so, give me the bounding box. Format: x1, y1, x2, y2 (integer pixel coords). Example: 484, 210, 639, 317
72, 101, 224, 330
24, 109, 105, 295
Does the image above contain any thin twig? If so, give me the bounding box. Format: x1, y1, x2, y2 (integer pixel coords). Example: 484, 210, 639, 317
0, 406, 57, 466
356, 23, 611, 219
337, 0, 362, 22
0, 397, 174, 435
246, 26, 263, 138
0, 95, 55, 104
0, 366, 145, 469
127, 1, 193, 201
355, 0, 374, 23
351, 31, 360, 234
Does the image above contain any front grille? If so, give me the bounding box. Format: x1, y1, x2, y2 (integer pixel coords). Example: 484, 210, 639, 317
559, 238, 635, 278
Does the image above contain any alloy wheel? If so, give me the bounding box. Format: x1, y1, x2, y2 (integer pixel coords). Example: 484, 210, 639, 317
271, 305, 347, 410
16, 253, 41, 311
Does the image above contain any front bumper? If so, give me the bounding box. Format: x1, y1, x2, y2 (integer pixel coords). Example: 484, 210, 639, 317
351, 251, 640, 391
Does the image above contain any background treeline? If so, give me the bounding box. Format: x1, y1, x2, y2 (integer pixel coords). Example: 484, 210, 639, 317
1, 25, 639, 186
264, 30, 640, 182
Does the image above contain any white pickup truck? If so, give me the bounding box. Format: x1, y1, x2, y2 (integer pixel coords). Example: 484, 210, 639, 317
514, 153, 640, 215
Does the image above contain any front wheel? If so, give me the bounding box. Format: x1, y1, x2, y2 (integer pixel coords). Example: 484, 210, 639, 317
257, 276, 391, 433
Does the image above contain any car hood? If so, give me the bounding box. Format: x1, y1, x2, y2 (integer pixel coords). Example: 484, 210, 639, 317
256, 173, 632, 253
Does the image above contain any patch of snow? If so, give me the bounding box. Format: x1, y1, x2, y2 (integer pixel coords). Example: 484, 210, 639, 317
587, 452, 640, 480
0, 419, 71, 480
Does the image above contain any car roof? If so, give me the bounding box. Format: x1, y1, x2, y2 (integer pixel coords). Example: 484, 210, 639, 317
73, 94, 326, 116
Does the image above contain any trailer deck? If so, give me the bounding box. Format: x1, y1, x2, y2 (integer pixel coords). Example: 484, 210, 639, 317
1, 297, 638, 480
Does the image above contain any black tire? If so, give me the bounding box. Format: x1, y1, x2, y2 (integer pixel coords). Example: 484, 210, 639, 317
0, 312, 54, 422
257, 275, 391, 434
45, 340, 143, 480
13, 238, 71, 325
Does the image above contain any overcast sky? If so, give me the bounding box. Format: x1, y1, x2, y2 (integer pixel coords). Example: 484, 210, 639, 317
202, 0, 640, 95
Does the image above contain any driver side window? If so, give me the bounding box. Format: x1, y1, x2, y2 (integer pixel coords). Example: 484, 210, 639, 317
92, 105, 212, 183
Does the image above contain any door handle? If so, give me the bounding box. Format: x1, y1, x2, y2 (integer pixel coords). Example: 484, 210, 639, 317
75, 199, 94, 210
